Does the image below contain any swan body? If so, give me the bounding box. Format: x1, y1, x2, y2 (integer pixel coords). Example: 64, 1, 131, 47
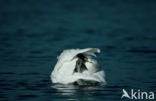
51, 48, 106, 85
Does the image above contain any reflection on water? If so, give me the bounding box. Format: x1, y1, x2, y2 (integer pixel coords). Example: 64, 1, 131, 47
52, 84, 79, 96
52, 83, 101, 96
51, 83, 112, 101
0, 0, 156, 101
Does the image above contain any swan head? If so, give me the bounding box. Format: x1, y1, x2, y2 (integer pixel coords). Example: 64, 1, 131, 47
73, 54, 89, 73
75, 54, 100, 73
76, 54, 89, 62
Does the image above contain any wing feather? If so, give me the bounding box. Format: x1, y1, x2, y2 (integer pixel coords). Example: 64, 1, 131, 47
54, 48, 100, 72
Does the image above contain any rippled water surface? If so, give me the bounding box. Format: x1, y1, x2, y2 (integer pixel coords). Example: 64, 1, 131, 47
0, 0, 156, 101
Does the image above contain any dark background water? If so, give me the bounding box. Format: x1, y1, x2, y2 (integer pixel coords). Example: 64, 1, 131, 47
0, 0, 156, 101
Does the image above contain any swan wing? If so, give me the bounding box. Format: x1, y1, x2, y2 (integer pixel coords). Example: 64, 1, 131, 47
51, 59, 77, 84
54, 48, 100, 72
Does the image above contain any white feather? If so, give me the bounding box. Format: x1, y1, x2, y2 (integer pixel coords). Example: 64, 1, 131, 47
51, 48, 106, 85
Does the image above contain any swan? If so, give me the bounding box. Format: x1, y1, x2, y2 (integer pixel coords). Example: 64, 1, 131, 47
51, 48, 106, 85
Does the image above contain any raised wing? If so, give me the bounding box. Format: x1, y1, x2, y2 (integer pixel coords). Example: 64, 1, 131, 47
54, 48, 100, 71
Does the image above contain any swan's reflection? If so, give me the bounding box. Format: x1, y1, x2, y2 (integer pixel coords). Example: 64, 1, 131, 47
51, 83, 78, 96
51, 83, 101, 96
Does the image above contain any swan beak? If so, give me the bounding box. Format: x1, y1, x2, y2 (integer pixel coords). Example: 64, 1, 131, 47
84, 57, 89, 62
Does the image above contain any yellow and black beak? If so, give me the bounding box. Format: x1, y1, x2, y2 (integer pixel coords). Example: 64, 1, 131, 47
77, 54, 89, 62
84, 57, 89, 62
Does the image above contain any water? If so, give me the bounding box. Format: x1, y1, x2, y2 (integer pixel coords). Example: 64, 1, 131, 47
0, 0, 156, 101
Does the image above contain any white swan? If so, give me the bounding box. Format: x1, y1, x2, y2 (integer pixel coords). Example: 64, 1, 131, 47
51, 48, 106, 85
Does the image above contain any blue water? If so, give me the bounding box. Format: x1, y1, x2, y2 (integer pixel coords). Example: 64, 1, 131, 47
0, 0, 156, 101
